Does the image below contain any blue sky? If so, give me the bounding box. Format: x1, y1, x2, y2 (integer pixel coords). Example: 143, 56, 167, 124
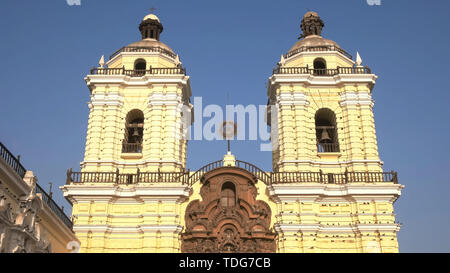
1, 0, 450, 252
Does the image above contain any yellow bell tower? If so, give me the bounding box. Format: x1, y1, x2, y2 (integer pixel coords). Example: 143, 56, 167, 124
62, 13, 193, 253
269, 11, 380, 173
82, 13, 192, 174
267, 12, 403, 253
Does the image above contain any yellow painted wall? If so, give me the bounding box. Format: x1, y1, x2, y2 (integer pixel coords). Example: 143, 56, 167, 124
272, 195, 398, 253
68, 178, 399, 253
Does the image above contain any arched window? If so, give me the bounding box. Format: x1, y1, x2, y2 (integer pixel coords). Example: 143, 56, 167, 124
220, 182, 236, 208
122, 109, 144, 153
315, 108, 340, 153
313, 58, 327, 76
134, 59, 146, 76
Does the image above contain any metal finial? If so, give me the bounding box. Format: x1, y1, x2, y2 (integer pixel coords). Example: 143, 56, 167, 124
150, 7, 157, 13
48, 182, 53, 198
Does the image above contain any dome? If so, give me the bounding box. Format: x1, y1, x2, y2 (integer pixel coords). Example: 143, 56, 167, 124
303, 11, 319, 18
143, 13, 160, 22
289, 35, 340, 52
286, 11, 347, 58
126, 38, 175, 55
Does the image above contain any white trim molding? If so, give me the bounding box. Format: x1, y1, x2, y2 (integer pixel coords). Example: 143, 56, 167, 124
88, 93, 124, 109
268, 73, 378, 98
268, 183, 404, 204
84, 74, 192, 98
61, 184, 192, 204
339, 92, 374, 108
276, 92, 310, 107
274, 223, 401, 234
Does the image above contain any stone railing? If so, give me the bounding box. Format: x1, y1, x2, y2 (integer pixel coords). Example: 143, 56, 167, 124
110, 46, 177, 60
90, 66, 186, 76
285, 45, 353, 60
35, 183, 73, 230
273, 66, 371, 76
67, 162, 397, 186
67, 169, 189, 185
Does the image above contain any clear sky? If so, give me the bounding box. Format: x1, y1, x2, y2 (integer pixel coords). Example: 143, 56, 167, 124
1, 0, 450, 252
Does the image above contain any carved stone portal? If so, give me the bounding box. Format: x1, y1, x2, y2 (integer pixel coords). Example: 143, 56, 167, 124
181, 168, 276, 253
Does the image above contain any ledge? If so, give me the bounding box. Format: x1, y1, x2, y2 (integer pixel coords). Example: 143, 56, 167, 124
120, 153, 143, 159
317, 152, 341, 159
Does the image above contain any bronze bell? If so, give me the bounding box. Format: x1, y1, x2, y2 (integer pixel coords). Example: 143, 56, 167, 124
132, 128, 140, 137
320, 128, 331, 142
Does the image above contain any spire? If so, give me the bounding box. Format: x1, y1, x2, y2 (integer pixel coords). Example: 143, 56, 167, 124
300, 11, 325, 39
279, 54, 286, 65
139, 13, 164, 40
98, 55, 105, 68
356, 52, 363, 66
175, 54, 182, 66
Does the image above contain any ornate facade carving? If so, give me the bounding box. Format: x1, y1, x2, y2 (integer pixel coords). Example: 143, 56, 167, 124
181, 168, 276, 253
0, 184, 51, 253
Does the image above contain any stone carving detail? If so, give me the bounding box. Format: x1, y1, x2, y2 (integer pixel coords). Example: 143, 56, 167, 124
181, 168, 276, 253
0, 177, 51, 253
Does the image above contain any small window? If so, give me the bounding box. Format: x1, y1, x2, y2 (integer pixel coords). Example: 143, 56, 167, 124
313, 58, 327, 76
220, 182, 236, 208
134, 59, 146, 76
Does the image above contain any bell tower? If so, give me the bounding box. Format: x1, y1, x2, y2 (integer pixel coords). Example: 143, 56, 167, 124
267, 12, 403, 253
268, 11, 381, 173
82, 13, 192, 174
62, 13, 193, 253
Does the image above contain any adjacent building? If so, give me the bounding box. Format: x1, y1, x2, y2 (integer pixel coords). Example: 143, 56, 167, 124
0, 142, 78, 253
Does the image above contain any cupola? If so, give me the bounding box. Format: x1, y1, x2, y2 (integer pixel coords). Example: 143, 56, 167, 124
139, 13, 163, 40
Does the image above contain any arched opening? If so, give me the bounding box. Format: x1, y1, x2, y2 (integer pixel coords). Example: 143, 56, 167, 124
220, 182, 236, 208
134, 59, 146, 76
315, 108, 340, 152
122, 109, 144, 153
313, 58, 327, 76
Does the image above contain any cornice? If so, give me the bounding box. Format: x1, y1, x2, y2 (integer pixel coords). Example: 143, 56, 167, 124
268, 183, 404, 203
274, 223, 401, 233
268, 73, 378, 97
